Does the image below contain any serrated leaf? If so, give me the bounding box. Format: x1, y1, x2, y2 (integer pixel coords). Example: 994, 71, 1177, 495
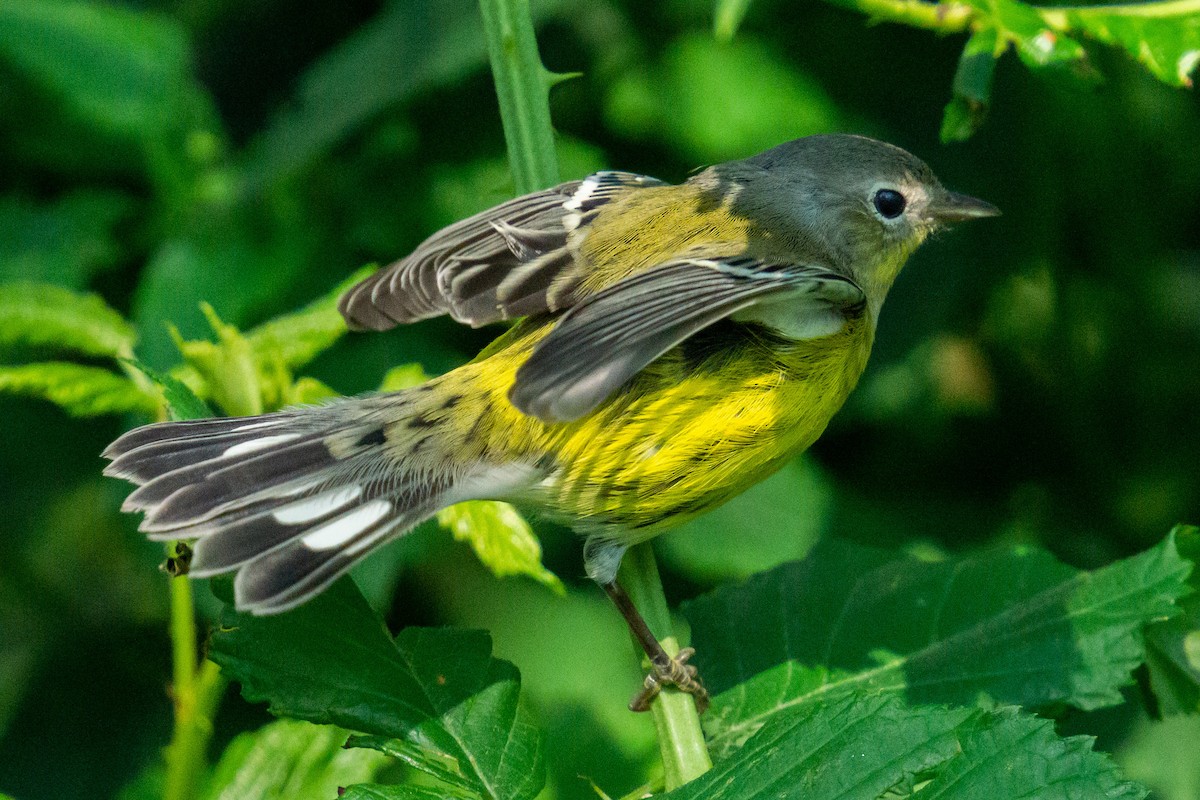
245, 266, 375, 372
0, 362, 154, 417
921, 708, 1145, 800
122, 359, 212, 421
1146, 524, 1200, 714
942, 28, 1001, 143
202, 719, 388, 800
208, 579, 545, 800
0, 282, 135, 358
684, 533, 1190, 758
665, 694, 1143, 799
437, 502, 564, 594
0, 0, 193, 138
346, 735, 478, 795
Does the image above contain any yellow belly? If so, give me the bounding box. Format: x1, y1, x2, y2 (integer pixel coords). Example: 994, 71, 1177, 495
439, 313, 874, 538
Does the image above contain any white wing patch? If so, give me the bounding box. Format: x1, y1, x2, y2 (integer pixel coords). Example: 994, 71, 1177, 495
273, 485, 364, 524
301, 500, 393, 550
223, 434, 302, 458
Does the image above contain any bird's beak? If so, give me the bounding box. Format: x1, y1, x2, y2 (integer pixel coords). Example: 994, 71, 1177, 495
928, 191, 1001, 224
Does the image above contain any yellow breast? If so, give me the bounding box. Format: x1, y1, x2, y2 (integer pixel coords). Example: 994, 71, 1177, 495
436, 313, 874, 538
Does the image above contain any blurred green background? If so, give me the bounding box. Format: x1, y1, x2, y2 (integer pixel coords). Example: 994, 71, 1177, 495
0, 0, 1198, 798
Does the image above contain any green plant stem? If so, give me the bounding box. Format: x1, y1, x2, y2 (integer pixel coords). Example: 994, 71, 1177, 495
478, 0, 560, 193
477, 0, 711, 784
163, 569, 227, 800
845, 0, 975, 33
618, 545, 712, 789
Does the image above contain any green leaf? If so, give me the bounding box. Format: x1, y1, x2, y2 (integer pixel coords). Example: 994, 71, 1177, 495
201, 719, 388, 800
0, 362, 154, 417
1146, 524, 1200, 714
665, 695, 1143, 799
1042, 1, 1200, 88
122, 359, 213, 421
437, 502, 564, 594
346, 735, 480, 795
683, 533, 1190, 759
378, 364, 429, 392
0, 282, 135, 358
0, 0, 194, 139
966, 0, 1093, 74
245, 266, 375, 372
942, 29, 1001, 144
173, 304, 262, 416
208, 579, 546, 800
0, 191, 133, 288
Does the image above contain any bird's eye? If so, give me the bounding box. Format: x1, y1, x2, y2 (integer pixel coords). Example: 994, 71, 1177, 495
873, 189, 906, 220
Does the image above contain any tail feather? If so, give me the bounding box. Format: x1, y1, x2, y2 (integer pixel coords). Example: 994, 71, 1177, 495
138, 439, 341, 531
102, 397, 543, 614
102, 414, 300, 466
229, 499, 434, 613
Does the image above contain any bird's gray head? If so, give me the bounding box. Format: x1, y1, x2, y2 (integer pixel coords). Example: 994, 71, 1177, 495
714, 134, 999, 306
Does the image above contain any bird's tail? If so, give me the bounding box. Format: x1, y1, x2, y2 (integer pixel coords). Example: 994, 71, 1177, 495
102, 392, 538, 614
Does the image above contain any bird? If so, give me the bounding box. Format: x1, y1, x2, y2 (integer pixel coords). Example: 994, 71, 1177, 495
103, 134, 998, 711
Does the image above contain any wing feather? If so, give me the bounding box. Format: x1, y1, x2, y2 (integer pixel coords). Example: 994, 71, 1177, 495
509, 256, 865, 422
338, 171, 664, 330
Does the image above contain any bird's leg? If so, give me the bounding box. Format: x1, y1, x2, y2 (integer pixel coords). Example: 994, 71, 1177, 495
602, 580, 709, 713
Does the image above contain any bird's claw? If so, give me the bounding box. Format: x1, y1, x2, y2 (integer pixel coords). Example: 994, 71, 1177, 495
629, 647, 710, 713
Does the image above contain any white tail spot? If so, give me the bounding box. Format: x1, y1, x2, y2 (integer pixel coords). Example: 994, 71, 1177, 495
301, 500, 392, 550
223, 434, 301, 458
273, 485, 363, 524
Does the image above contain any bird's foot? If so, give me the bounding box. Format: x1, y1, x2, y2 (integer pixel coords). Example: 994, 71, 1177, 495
629, 647, 709, 713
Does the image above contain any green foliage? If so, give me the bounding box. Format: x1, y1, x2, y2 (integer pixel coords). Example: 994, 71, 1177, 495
209, 580, 546, 800
1146, 525, 1200, 714
244, 266, 376, 373
123, 359, 212, 421
202, 719, 389, 800
0, 192, 132, 286
2, 0, 1198, 798
205, 531, 1191, 798
666, 697, 1142, 800
802, 0, 1200, 140
605, 34, 843, 161
0, 282, 135, 358
437, 502, 565, 593
685, 533, 1190, 759
0, 362, 152, 417
0, 0, 193, 139
242, 0, 492, 190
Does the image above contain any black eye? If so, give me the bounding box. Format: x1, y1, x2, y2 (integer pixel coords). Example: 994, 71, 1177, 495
873, 189, 906, 219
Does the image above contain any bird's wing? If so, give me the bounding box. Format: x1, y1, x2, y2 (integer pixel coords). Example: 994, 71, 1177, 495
338, 171, 665, 330
509, 255, 865, 423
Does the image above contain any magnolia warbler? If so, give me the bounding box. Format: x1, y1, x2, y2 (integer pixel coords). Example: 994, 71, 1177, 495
104, 134, 998, 711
